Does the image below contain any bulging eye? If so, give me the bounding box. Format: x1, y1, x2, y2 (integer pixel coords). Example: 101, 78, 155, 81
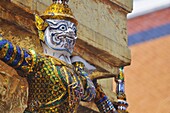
57, 24, 67, 31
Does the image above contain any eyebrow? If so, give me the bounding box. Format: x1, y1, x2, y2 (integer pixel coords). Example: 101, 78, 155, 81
47, 20, 67, 26
47, 20, 76, 29
49, 27, 58, 30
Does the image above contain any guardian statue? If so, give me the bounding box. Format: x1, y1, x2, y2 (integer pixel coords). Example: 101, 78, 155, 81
0, 0, 128, 112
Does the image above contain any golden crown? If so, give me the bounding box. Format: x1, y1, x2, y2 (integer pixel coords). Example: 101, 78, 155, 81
41, 0, 77, 25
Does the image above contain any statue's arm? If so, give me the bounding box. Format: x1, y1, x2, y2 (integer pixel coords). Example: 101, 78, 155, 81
0, 36, 37, 74
73, 62, 96, 102
73, 61, 118, 112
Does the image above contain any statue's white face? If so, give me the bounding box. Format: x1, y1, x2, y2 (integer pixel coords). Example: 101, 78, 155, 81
44, 19, 77, 55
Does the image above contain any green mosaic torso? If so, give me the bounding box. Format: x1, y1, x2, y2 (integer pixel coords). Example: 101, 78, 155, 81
25, 55, 84, 113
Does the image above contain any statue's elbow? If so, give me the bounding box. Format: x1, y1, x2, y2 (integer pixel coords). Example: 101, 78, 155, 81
81, 87, 96, 102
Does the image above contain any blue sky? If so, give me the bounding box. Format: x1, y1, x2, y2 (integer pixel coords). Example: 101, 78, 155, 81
128, 0, 170, 19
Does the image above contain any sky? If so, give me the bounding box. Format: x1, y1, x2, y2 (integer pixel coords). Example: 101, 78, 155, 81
127, 0, 170, 19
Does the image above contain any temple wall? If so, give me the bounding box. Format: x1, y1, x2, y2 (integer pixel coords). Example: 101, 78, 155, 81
0, 0, 132, 112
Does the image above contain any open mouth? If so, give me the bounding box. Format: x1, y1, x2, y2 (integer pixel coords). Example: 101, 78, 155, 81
56, 34, 76, 40
52, 34, 76, 46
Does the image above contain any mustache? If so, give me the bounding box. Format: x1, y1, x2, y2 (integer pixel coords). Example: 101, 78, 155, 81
50, 32, 77, 39
50, 33, 76, 46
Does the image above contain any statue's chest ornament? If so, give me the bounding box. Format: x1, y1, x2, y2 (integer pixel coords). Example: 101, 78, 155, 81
52, 57, 84, 105
59, 66, 84, 104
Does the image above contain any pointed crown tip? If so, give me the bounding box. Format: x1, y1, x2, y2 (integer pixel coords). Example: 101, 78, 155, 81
52, 0, 69, 4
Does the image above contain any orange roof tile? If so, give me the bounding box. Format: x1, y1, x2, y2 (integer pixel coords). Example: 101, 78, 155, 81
128, 8, 170, 35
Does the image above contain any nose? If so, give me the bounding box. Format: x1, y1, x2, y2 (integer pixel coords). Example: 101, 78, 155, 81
67, 28, 75, 35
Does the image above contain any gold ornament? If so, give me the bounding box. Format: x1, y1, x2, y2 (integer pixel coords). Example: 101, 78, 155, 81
35, 15, 48, 41
35, 15, 48, 31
